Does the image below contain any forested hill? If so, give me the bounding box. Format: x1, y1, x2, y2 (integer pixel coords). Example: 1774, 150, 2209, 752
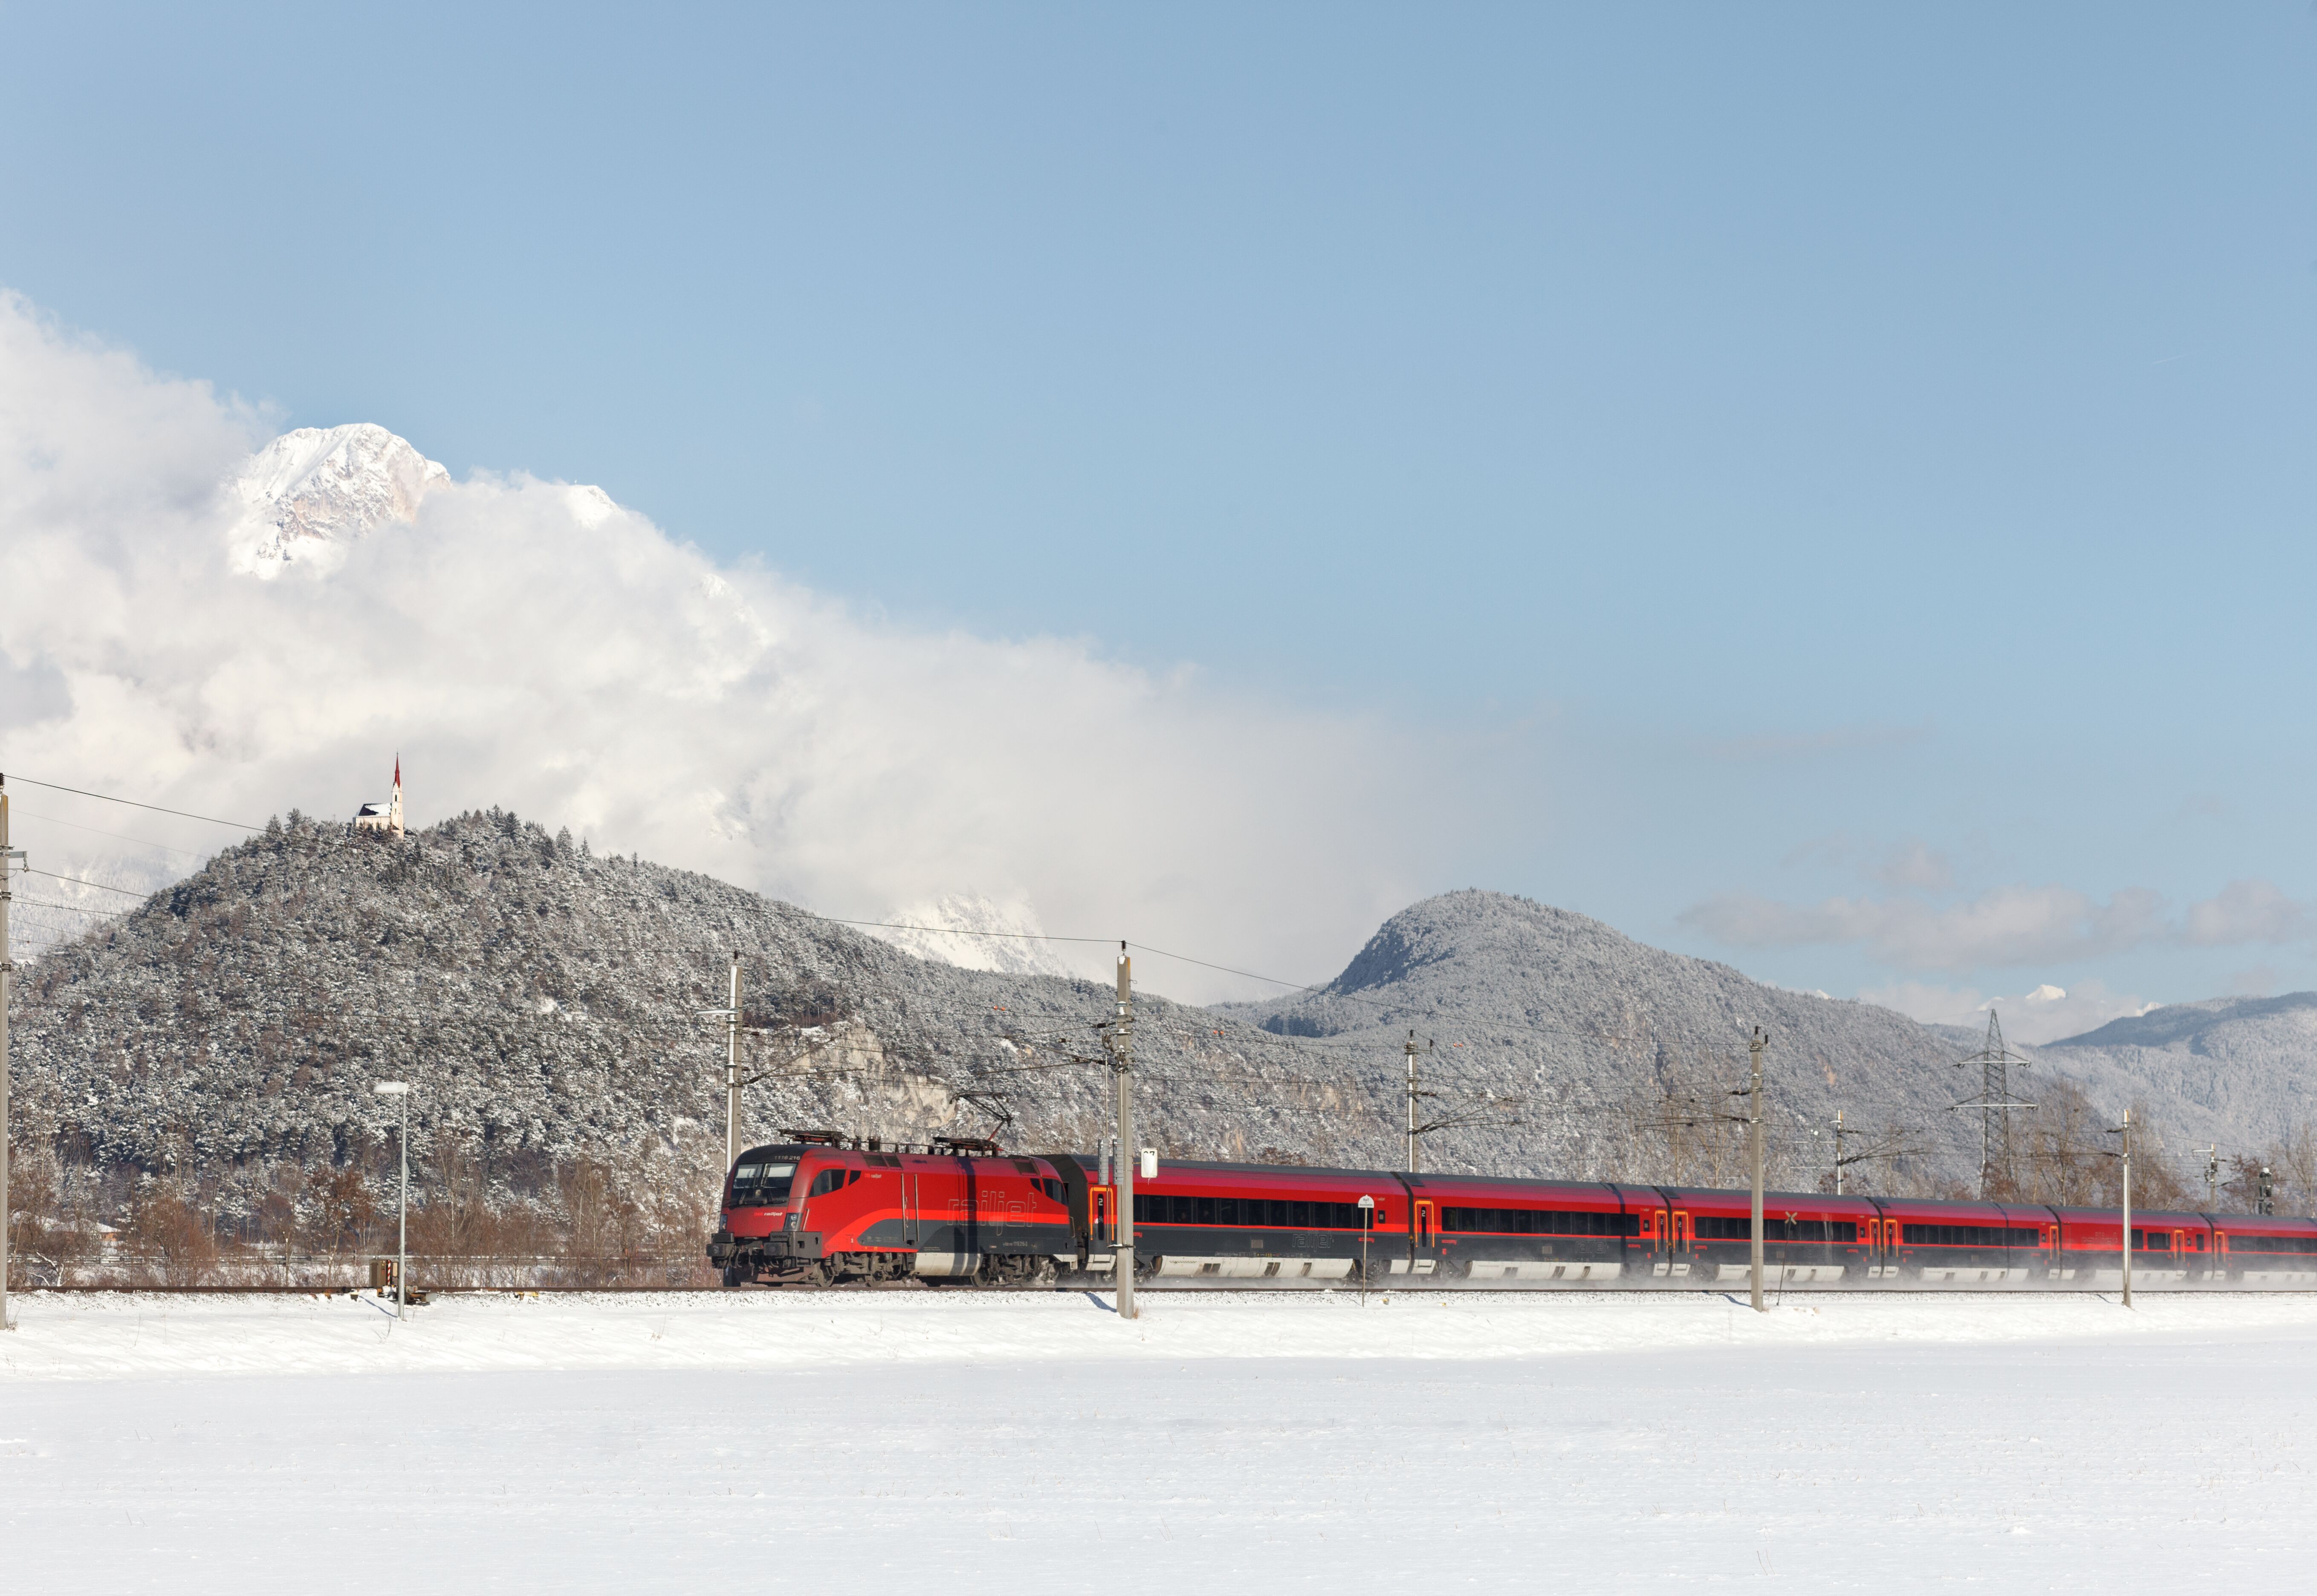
29, 821, 2289, 1221
11, 810, 1348, 1217
1214, 889, 1984, 1185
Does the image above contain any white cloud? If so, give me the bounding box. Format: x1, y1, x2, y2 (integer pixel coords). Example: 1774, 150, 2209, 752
1682, 878, 2304, 974
0, 293, 1448, 1000
2183, 879, 2307, 947
1874, 839, 1953, 892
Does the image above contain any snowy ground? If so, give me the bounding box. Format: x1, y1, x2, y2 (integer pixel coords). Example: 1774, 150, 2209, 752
3, 1289, 2313, 1590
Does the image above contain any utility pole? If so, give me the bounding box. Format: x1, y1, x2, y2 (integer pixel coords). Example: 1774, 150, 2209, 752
1833, 1110, 1846, 1197
0, 775, 17, 1331
374, 1081, 411, 1319
1405, 1031, 1420, 1172
2112, 1107, 2133, 1309
2199, 1145, 2218, 1209
694, 957, 745, 1176
1952, 1007, 2036, 1200
1112, 944, 1136, 1321
724, 956, 742, 1174
1747, 1027, 1767, 1313
1357, 1194, 1374, 1301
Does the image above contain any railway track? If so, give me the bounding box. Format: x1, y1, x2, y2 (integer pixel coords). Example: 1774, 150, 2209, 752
18, 1282, 2316, 1298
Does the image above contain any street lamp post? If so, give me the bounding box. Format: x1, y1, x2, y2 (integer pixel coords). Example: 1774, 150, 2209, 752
375, 1082, 411, 1318
1358, 1194, 1375, 1304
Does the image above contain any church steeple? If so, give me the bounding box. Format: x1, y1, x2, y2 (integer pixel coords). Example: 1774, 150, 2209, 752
356, 756, 405, 839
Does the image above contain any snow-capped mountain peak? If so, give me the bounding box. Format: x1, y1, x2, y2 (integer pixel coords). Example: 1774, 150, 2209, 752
231, 423, 449, 576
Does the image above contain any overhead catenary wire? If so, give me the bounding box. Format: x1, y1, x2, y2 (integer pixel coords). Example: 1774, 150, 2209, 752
796, 909, 1762, 1055
15, 897, 130, 917
2, 774, 263, 832
0, 783, 1768, 1063
22, 868, 152, 899
14, 809, 211, 859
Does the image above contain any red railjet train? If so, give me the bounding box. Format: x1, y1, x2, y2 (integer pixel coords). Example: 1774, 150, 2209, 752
706, 1140, 2317, 1289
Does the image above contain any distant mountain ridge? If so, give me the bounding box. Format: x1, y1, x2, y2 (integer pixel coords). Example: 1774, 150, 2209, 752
2050, 992, 2317, 1053
2020, 992, 2317, 1151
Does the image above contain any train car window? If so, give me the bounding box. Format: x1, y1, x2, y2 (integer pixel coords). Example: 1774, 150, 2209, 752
1197, 1197, 1216, 1226
1900, 1224, 2042, 1247
1216, 1198, 1240, 1226
2232, 1235, 2317, 1254
1443, 1206, 1639, 1237
732, 1161, 796, 1205
1693, 1217, 1864, 1243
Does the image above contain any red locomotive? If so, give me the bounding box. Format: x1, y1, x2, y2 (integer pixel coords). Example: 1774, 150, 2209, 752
707, 1141, 2317, 1289
708, 1136, 1076, 1287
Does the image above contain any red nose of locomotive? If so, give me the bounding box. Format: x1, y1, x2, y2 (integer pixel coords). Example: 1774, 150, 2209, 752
707, 1149, 805, 1283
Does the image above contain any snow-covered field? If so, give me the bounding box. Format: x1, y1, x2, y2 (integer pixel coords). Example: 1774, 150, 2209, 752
3, 1288, 2313, 1590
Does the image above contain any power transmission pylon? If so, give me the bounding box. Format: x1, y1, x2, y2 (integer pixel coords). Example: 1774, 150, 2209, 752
1951, 1007, 2036, 1199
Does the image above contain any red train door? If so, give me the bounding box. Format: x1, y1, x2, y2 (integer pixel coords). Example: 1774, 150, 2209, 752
1639, 1205, 1670, 1275
1671, 1210, 1693, 1257
1414, 1200, 1438, 1248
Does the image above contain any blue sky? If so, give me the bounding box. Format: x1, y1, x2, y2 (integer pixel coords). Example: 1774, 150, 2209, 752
3, 4, 2312, 1026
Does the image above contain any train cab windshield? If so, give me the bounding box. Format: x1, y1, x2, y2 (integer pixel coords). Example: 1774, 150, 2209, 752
731, 1160, 798, 1208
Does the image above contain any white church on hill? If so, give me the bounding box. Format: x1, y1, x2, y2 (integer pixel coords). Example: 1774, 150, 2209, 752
354, 757, 404, 839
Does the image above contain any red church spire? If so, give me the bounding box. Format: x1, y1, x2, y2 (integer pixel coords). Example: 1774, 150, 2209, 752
393, 754, 401, 789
